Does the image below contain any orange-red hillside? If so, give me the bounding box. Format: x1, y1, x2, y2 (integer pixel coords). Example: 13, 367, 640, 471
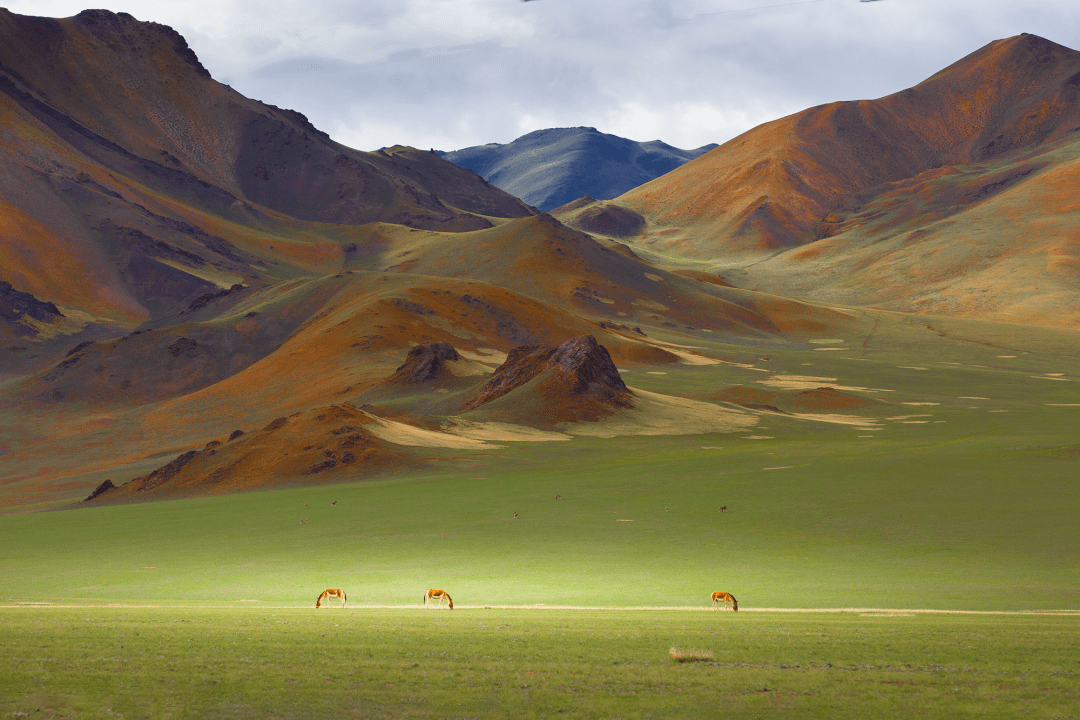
619, 33, 1080, 254
0, 8, 534, 371
365, 213, 856, 340
0, 9, 533, 227
83, 404, 406, 504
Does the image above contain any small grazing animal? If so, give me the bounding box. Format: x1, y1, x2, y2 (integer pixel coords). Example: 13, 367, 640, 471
331, 501, 337, 506
513, 512, 519, 519
719, 506, 728, 512
317, 588, 347, 608
556, 494, 562, 499
711, 591, 738, 611
424, 589, 453, 609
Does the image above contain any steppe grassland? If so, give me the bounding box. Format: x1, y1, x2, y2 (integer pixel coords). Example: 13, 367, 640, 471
1, 310, 1078, 717
2, 607, 1077, 719
1, 310, 1078, 611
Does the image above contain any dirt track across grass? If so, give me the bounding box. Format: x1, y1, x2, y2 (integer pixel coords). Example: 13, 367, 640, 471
4, 603, 1077, 615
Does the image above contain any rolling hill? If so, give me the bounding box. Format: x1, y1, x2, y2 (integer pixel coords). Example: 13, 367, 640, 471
0, 10, 1077, 514
438, 127, 717, 212
0, 8, 850, 508
592, 33, 1080, 326
0, 8, 536, 375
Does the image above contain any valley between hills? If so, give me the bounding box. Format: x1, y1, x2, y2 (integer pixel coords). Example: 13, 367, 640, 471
0, 8, 1077, 616
3, 10, 1080, 718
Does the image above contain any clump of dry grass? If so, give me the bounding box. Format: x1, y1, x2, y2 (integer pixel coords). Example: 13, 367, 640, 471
669, 647, 715, 663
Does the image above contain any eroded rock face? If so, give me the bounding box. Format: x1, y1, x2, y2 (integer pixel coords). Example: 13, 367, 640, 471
82, 404, 400, 503
549, 335, 628, 398
463, 344, 557, 410
463, 335, 631, 414
132, 450, 200, 492
388, 342, 460, 384
0, 281, 63, 325
83, 478, 115, 501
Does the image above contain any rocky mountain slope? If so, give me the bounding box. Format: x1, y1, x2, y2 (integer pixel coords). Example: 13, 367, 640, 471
596, 33, 1080, 325
439, 127, 716, 212
2, 10, 1075, 508
0, 8, 536, 372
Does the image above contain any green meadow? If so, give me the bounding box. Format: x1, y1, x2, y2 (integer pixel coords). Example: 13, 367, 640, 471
1, 309, 1078, 716
1, 608, 1077, 719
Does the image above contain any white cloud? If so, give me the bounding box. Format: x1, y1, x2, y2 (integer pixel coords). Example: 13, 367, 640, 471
23, 0, 1080, 151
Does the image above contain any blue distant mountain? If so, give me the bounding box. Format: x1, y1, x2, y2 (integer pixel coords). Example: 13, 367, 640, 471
438, 127, 717, 212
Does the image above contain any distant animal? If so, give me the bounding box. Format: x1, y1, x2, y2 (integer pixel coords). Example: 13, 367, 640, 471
304, 503, 308, 508
331, 501, 337, 506
424, 589, 453, 609
316, 588, 347, 608
300, 519, 308, 524
711, 591, 738, 611
719, 506, 727, 512
513, 512, 519, 519
556, 494, 562, 499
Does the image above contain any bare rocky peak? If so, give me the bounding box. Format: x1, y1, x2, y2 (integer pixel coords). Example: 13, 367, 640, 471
548, 335, 628, 397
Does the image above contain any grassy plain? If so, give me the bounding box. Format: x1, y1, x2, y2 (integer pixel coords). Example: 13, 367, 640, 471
1, 309, 1078, 716
2, 607, 1077, 719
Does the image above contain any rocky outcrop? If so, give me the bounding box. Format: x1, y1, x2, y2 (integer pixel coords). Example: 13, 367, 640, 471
83, 479, 115, 501
462, 335, 631, 416
130, 449, 200, 492
548, 334, 629, 400
388, 342, 460, 384
82, 404, 403, 503
0, 281, 62, 323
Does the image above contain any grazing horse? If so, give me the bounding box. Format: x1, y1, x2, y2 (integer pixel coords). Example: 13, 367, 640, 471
316, 588, 347, 608
711, 591, 738, 611
424, 589, 453, 609
719, 506, 728, 512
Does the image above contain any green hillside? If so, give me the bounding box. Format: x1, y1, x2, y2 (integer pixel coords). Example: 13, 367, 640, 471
3, 309, 1077, 611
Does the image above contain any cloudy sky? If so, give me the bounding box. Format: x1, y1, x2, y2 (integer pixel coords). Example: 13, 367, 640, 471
23, 0, 1080, 152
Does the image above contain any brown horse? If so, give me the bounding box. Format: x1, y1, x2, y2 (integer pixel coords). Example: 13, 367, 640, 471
711, 591, 738, 611
316, 588, 347, 608
424, 589, 453, 609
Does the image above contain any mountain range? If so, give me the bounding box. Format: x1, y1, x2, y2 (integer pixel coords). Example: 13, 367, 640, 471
579, 33, 1080, 325
0, 8, 1077, 509
437, 127, 717, 212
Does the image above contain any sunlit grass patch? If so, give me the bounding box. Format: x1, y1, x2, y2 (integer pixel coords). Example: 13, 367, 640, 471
669, 646, 715, 663
2, 608, 1078, 719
